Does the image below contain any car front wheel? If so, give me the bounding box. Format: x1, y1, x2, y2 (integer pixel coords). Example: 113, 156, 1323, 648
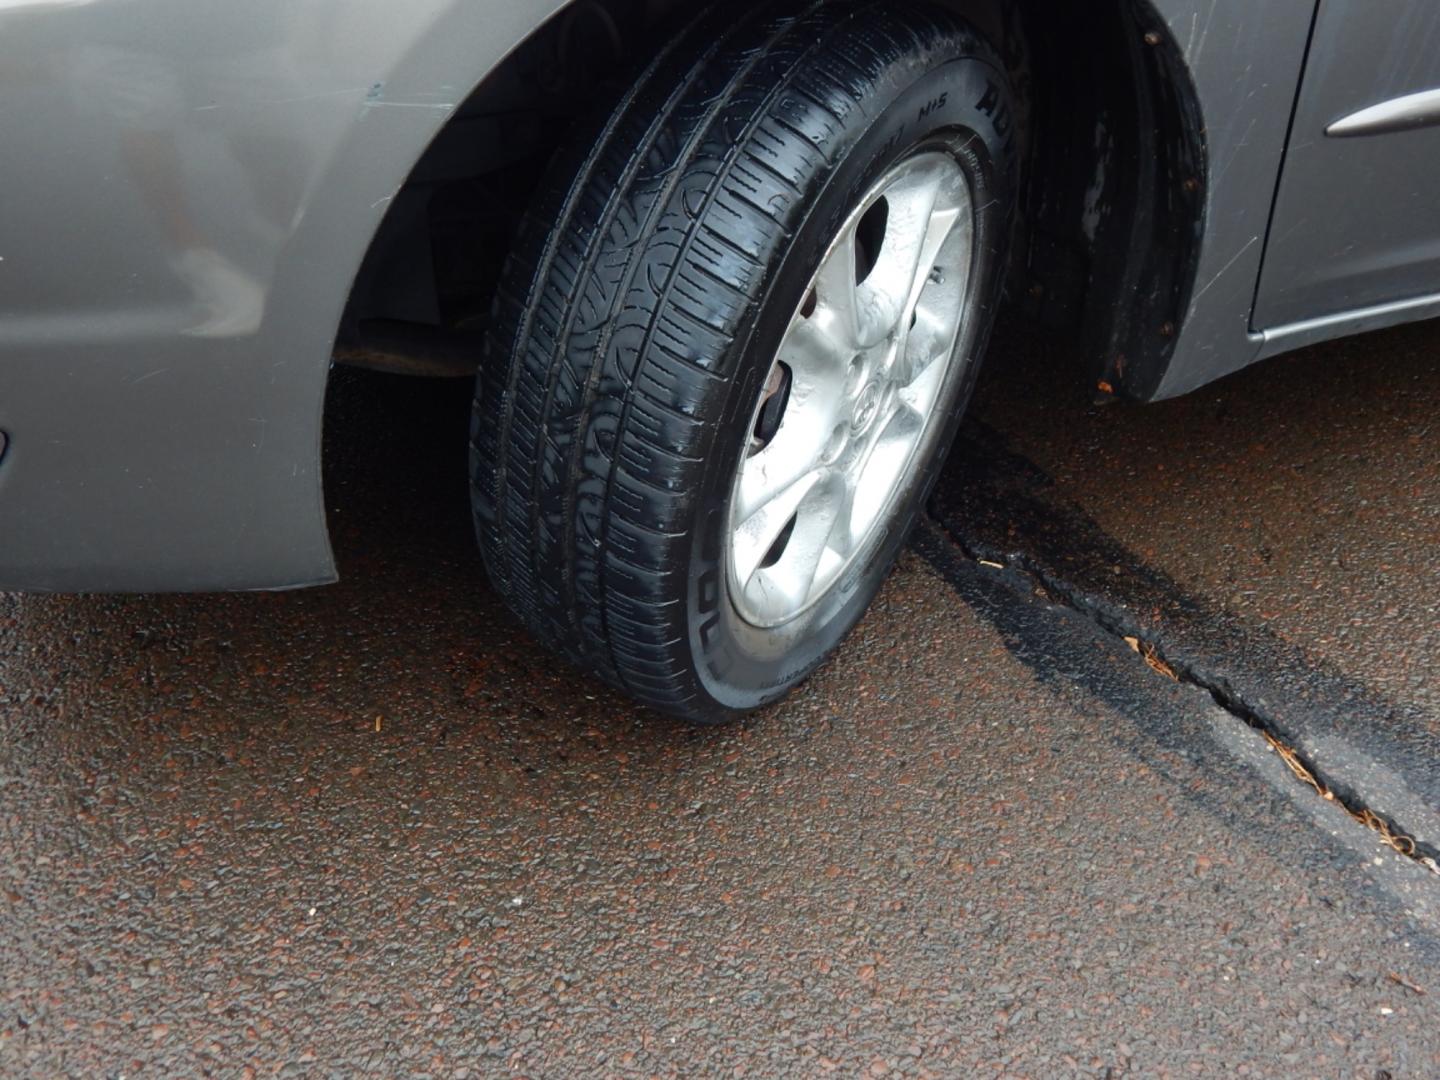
472, 0, 1016, 723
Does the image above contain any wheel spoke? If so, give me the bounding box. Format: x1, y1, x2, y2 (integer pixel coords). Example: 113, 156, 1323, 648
812, 226, 861, 350
736, 423, 826, 531
743, 472, 847, 616
897, 302, 948, 389
853, 157, 954, 345
821, 468, 860, 562
731, 467, 824, 589
850, 402, 924, 540
739, 344, 847, 520
774, 473, 847, 605
895, 190, 971, 389
897, 330, 950, 415
778, 309, 850, 390
904, 205, 964, 320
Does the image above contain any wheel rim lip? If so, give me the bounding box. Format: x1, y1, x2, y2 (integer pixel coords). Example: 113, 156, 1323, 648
724, 143, 977, 630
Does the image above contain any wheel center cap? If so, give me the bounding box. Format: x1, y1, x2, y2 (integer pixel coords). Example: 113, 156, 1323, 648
851, 381, 883, 435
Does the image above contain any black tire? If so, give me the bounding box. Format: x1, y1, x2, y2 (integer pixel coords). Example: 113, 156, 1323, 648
472, 0, 1016, 723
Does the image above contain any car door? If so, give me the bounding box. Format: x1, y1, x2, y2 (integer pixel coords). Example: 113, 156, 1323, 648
1253, 1, 1440, 333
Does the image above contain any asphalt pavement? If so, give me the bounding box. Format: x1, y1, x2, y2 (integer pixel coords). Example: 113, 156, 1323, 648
2, 320, 1438, 1077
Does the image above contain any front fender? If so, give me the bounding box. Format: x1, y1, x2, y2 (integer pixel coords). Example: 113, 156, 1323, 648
0, 0, 564, 591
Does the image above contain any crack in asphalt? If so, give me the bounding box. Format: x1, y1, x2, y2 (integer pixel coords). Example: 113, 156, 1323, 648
922, 515, 1440, 877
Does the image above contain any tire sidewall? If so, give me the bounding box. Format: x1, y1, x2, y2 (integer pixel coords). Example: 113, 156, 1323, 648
686, 52, 1017, 714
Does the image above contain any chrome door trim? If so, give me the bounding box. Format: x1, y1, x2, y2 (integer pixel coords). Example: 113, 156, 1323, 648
1327, 87, 1440, 138
1254, 290, 1440, 360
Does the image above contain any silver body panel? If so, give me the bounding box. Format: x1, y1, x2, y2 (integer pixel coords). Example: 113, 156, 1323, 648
1, 0, 1438, 591
0, 0, 565, 591
1143, 0, 1318, 398
1253, 3, 1440, 332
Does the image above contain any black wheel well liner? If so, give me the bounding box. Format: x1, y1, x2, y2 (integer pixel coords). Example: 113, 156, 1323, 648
1004, 0, 1207, 400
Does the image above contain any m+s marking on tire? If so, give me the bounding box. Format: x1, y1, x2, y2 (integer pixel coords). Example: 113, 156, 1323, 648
918, 93, 949, 122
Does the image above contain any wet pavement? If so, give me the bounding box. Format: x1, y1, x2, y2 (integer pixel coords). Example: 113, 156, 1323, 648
935, 318, 1440, 867
3, 321, 1439, 1076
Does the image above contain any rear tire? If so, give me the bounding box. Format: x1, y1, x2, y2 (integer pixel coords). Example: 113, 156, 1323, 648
472, 0, 1016, 723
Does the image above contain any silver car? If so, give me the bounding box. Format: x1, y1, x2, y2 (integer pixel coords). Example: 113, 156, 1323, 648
3, 0, 1438, 722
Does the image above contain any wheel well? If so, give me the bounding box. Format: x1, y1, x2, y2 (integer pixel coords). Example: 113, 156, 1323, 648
337, 0, 686, 376
1004, 0, 1206, 400
339, 0, 1205, 399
